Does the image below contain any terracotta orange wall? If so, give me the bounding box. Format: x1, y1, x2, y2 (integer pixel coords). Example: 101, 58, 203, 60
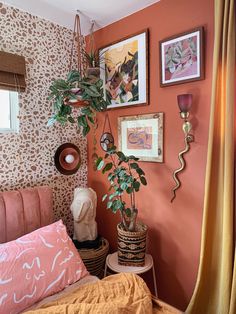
87, 0, 214, 310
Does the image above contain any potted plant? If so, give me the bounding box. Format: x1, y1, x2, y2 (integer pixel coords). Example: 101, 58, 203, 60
48, 70, 107, 136
96, 146, 148, 266
84, 48, 108, 79
84, 49, 101, 78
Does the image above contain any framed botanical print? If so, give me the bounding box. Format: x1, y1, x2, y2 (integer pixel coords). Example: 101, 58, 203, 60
118, 113, 163, 162
159, 27, 204, 87
99, 30, 148, 109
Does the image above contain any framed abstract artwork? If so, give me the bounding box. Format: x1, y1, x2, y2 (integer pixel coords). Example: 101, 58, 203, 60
159, 27, 204, 87
118, 113, 163, 162
99, 30, 148, 109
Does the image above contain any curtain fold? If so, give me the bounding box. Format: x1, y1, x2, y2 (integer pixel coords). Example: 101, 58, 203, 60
186, 0, 235, 313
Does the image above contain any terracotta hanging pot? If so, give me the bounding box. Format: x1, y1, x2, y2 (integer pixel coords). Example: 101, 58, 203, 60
64, 97, 89, 108
86, 67, 100, 78
64, 88, 89, 108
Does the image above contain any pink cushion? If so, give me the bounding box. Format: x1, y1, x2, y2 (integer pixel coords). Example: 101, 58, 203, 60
0, 186, 54, 244
0, 220, 88, 314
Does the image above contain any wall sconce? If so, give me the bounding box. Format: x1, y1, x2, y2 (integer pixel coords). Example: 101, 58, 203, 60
171, 94, 194, 202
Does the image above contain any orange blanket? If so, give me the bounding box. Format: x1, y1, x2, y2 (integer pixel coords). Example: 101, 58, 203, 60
25, 273, 181, 314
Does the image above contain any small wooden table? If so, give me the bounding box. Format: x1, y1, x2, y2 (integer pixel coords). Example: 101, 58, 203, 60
104, 252, 158, 297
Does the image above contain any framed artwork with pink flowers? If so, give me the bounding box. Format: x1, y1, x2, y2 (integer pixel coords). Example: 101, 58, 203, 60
159, 27, 204, 87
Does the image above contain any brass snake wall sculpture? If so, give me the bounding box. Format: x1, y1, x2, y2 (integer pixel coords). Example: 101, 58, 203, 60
171, 123, 194, 202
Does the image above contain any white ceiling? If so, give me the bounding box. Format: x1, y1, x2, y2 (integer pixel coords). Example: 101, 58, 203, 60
3, 0, 160, 35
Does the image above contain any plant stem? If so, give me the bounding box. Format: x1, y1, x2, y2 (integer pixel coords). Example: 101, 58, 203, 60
128, 208, 137, 231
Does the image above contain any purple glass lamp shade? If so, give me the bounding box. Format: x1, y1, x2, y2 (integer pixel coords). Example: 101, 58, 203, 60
177, 94, 193, 112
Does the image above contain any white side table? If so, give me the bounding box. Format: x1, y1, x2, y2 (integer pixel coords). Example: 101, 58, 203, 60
104, 252, 158, 297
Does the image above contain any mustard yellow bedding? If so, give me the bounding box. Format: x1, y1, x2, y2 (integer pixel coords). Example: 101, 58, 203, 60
25, 273, 181, 314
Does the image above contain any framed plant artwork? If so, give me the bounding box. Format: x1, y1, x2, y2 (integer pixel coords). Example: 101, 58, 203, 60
159, 27, 204, 87
118, 113, 163, 162
99, 29, 148, 109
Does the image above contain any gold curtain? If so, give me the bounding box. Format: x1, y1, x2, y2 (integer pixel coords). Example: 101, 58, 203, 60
186, 0, 235, 313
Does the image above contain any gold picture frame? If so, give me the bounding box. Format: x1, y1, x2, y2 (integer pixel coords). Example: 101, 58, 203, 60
118, 113, 164, 162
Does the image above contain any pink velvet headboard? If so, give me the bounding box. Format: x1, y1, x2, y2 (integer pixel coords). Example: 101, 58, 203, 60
0, 186, 54, 243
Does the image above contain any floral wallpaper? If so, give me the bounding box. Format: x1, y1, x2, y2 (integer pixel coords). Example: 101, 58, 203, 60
0, 2, 87, 235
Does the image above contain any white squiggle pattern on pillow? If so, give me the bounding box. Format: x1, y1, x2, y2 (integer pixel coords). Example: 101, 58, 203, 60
0, 252, 8, 262
13, 286, 37, 304
0, 277, 12, 285
23, 257, 40, 270
0, 293, 7, 305
16, 239, 35, 244
34, 271, 45, 281
51, 250, 62, 272
76, 270, 82, 275
26, 271, 46, 281
39, 235, 54, 248
59, 251, 74, 266
16, 248, 35, 259
44, 270, 66, 294
60, 237, 70, 243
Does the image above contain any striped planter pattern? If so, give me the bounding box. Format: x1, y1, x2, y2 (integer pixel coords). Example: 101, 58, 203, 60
117, 222, 148, 266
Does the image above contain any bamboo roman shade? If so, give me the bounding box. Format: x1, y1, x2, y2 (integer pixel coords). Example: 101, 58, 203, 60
0, 51, 26, 92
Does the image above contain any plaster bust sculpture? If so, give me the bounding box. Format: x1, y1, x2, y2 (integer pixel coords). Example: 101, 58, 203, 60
71, 187, 98, 242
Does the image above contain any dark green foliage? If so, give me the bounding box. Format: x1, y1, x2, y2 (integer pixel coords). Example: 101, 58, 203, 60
47, 70, 108, 135
96, 146, 147, 232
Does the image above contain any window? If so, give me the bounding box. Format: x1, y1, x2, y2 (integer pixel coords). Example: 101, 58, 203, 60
0, 89, 19, 133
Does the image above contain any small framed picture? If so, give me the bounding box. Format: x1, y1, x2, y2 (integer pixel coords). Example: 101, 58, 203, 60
99, 30, 148, 109
159, 27, 204, 87
118, 113, 163, 162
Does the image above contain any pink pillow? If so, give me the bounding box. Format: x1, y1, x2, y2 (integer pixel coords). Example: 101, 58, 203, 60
0, 220, 88, 314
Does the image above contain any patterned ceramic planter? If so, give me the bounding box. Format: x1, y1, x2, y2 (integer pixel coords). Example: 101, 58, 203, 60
117, 222, 148, 267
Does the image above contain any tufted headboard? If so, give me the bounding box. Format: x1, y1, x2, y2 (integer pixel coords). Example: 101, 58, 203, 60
0, 186, 54, 243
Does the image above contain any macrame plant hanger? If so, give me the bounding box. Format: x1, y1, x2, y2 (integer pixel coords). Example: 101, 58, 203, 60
69, 14, 86, 75
66, 14, 88, 108
88, 21, 95, 59
100, 113, 114, 152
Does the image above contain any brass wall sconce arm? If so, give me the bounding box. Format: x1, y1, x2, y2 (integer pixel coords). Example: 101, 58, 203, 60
171, 94, 194, 202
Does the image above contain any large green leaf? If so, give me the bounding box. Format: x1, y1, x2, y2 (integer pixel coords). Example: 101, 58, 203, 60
133, 181, 140, 192
81, 107, 93, 116
82, 125, 90, 136
96, 157, 105, 170
95, 79, 103, 89
102, 194, 108, 202
128, 155, 139, 161
84, 86, 100, 97
117, 151, 125, 161
77, 115, 88, 127
130, 162, 139, 169
126, 187, 133, 194
67, 70, 81, 82
125, 208, 131, 217
53, 79, 69, 90
136, 168, 145, 176
107, 201, 113, 209
140, 176, 147, 186
120, 182, 128, 190
102, 162, 113, 174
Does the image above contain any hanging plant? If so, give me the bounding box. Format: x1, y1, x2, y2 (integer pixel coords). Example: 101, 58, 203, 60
48, 70, 107, 136
47, 14, 109, 136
